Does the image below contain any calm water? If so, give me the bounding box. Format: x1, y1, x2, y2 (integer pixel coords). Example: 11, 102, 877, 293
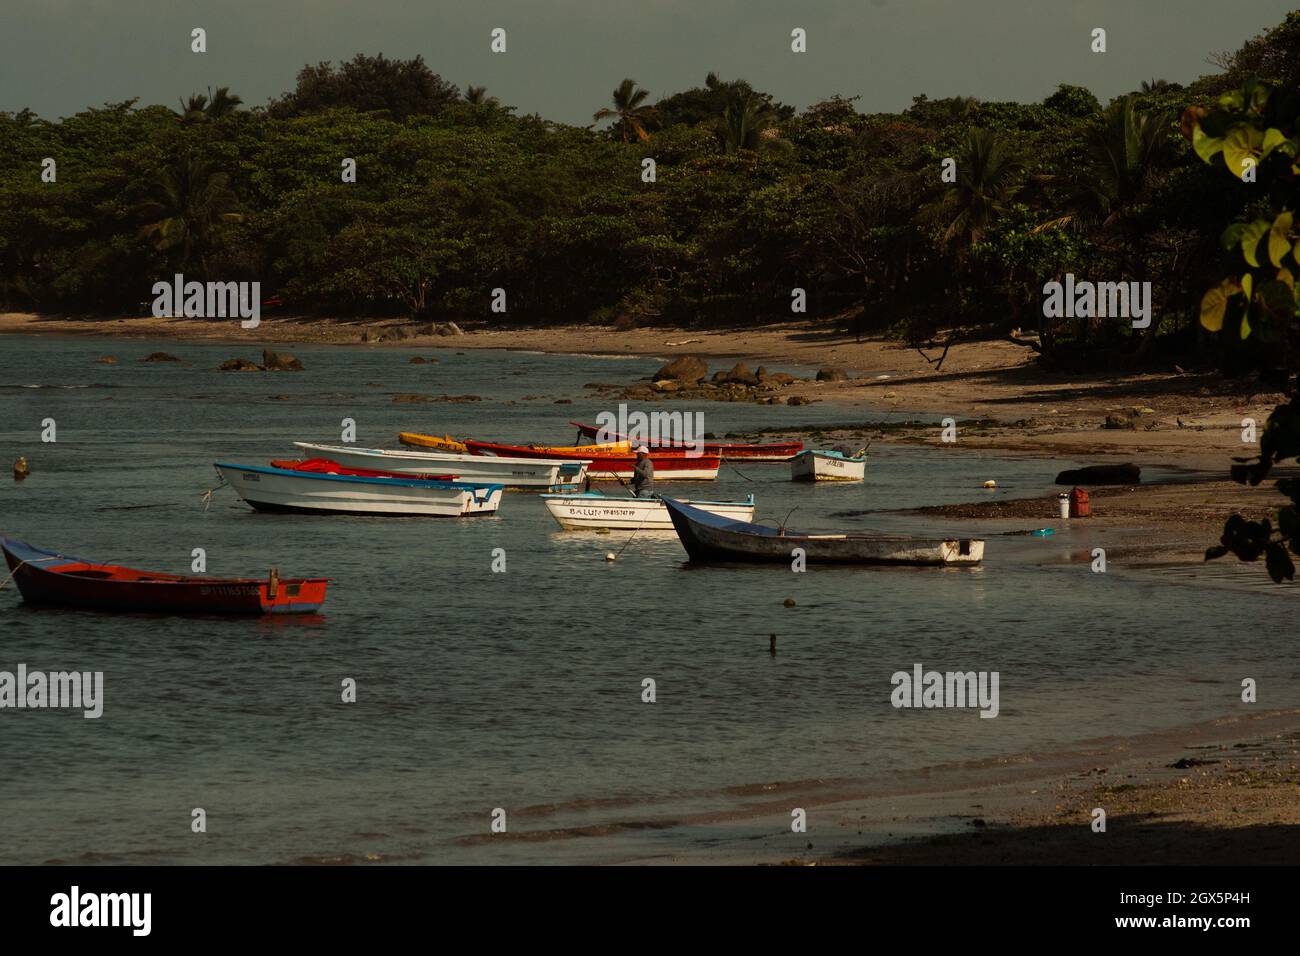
0, 334, 1295, 864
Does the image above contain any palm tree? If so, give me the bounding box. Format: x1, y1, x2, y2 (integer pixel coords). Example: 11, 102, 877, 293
1072, 98, 1171, 229
134, 155, 243, 275
178, 93, 209, 121
464, 85, 498, 106
178, 86, 243, 122
1139, 78, 1170, 93
718, 94, 781, 153
929, 128, 1025, 248
1035, 98, 1173, 354
206, 87, 243, 117
593, 79, 656, 142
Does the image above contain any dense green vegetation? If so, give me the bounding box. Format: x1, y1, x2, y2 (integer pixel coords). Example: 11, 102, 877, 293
0, 17, 1296, 381
1187, 32, 1300, 581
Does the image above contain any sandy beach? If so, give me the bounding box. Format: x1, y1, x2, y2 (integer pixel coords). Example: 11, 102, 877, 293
4, 310, 1295, 866
811, 710, 1300, 867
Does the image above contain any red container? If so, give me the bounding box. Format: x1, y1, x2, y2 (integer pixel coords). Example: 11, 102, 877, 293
1069, 487, 1091, 518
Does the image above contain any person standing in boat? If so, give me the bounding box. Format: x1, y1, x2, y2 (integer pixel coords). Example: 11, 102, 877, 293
631, 446, 654, 497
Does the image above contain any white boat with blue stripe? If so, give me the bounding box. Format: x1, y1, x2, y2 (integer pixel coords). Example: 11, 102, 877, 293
541, 491, 755, 530
790, 448, 867, 481
215, 463, 503, 517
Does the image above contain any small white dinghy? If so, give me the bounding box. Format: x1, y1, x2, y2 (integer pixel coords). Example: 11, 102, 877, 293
215, 463, 503, 517
540, 492, 755, 530
790, 448, 867, 482
294, 442, 587, 490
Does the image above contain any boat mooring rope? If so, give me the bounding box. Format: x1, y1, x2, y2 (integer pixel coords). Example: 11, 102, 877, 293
200, 472, 230, 512
0, 555, 62, 591
613, 500, 657, 560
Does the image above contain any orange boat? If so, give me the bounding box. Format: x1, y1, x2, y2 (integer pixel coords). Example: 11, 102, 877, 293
2, 538, 328, 615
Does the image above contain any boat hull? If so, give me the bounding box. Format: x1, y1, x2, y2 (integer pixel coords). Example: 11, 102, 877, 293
294, 443, 587, 490
1, 538, 327, 614
790, 450, 867, 481
541, 493, 755, 530
398, 432, 468, 453
216, 464, 503, 517
570, 421, 801, 461
663, 499, 983, 565
464, 440, 721, 480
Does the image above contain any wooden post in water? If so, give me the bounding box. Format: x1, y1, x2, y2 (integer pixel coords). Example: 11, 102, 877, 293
769, 634, 776, 656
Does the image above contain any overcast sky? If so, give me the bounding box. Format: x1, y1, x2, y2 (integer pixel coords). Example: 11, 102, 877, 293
2, 1, 1294, 122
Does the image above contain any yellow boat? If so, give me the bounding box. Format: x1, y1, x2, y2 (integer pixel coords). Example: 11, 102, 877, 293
398, 432, 469, 453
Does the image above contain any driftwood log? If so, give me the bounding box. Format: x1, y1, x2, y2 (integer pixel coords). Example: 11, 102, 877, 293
1054, 463, 1141, 485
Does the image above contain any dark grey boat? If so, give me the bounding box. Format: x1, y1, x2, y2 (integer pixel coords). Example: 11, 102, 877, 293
662, 498, 984, 566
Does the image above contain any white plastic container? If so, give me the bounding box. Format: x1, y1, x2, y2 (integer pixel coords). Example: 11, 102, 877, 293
1058, 493, 1070, 521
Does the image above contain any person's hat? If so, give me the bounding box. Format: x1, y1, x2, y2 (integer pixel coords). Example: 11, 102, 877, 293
635, 446, 650, 454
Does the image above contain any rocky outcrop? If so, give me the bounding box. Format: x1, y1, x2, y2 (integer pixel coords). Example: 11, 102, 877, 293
262, 349, 304, 371
141, 352, 180, 362
713, 362, 759, 386
653, 355, 708, 384
757, 367, 795, 386
392, 393, 482, 404
816, 366, 848, 382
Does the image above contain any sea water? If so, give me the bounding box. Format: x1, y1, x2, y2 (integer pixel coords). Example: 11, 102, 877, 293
0, 334, 1294, 864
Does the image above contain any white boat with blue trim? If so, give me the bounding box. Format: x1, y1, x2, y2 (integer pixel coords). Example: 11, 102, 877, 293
293, 442, 587, 490
790, 448, 867, 481
541, 491, 755, 530
215, 463, 503, 517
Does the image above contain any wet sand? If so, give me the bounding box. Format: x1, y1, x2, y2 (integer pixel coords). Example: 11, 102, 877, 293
449, 710, 1300, 866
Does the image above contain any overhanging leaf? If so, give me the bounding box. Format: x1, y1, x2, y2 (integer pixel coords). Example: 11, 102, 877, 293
1192, 124, 1224, 162
1199, 279, 1235, 332
1269, 211, 1293, 267
1221, 222, 1247, 250
1265, 541, 1295, 583
1263, 127, 1288, 154
1223, 126, 1264, 179
1241, 219, 1269, 267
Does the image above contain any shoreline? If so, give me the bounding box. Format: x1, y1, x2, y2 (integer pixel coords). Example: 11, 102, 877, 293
3, 311, 1286, 557
467, 708, 1300, 866
4, 311, 1285, 563
1, 311, 1283, 473
811, 709, 1300, 867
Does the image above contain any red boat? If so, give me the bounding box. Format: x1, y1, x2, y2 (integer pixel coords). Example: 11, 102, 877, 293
269, 458, 458, 481
1, 538, 328, 614
463, 440, 721, 479
568, 422, 801, 461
